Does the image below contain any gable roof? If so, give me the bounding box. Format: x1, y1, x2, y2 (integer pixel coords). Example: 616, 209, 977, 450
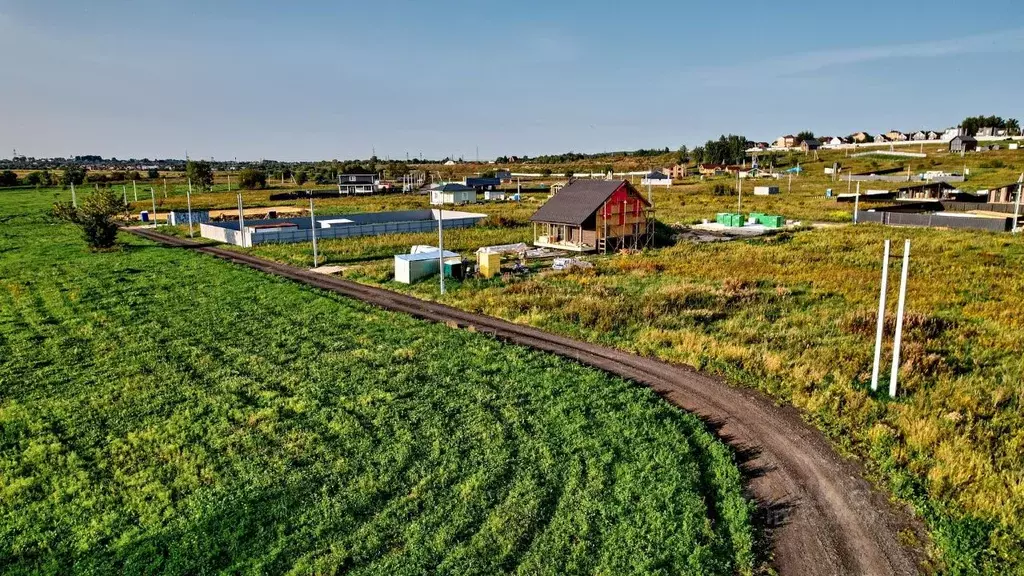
340, 167, 375, 176
430, 183, 474, 192
529, 180, 648, 226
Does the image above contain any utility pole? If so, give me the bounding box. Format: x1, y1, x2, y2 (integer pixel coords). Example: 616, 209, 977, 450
871, 240, 890, 391
163, 178, 167, 199
889, 240, 911, 398
309, 195, 319, 267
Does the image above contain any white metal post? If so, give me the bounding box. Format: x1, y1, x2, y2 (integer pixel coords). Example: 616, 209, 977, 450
871, 240, 890, 391
889, 240, 910, 398
236, 193, 246, 248
438, 205, 445, 295
123, 185, 128, 205
1012, 173, 1022, 233
737, 171, 742, 212
150, 188, 157, 223
854, 181, 860, 224
186, 178, 195, 238
70, 182, 77, 208
309, 196, 319, 267
132, 180, 138, 201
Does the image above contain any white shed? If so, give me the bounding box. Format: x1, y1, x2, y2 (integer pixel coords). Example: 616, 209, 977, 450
484, 190, 506, 201
394, 249, 459, 284
753, 186, 780, 196
429, 183, 477, 205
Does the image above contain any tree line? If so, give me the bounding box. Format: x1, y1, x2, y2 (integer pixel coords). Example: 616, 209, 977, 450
960, 116, 1021, 137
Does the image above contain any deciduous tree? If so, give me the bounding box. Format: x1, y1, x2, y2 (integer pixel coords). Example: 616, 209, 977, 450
238, 168, 268, 190
186, 160, 214, 190
52, 188, 126, 249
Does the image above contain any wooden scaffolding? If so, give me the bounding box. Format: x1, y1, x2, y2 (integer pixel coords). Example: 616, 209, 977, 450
598, 197, 654, 254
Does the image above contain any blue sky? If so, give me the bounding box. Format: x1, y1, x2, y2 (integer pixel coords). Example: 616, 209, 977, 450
2, 0, 1022, 161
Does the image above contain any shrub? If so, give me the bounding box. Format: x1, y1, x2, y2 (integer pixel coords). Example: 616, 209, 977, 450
711, 183, 733, 196
238, 168, 268, 190
61, 165, 87, 187
25, 171, 53, 187
147, 168, 160, 179
52, 188, 126, 249
0, 170, 18, 187
481, 214, 525, 228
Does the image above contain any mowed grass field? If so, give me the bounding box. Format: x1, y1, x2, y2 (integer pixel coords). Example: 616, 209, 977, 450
0, 188, 755, 575
177, 147, 1024, 574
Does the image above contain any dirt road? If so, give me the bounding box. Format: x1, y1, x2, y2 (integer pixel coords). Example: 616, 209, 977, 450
129, 228, 927, 576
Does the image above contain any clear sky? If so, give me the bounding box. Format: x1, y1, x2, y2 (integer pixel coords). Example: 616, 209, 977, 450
2, 0, 1023, 161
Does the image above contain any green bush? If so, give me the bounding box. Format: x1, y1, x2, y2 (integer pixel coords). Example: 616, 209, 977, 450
25, 171, 53, 187
52, 188, 126, 249
238, 168, 268, 190
0, 170, 18, 187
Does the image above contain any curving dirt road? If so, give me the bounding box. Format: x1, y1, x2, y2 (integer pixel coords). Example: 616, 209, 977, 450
129, 228, 928, 576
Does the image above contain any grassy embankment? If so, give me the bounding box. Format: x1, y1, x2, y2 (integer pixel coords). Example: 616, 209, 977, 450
0, 188, 755, 575
192, 147, 1024, 574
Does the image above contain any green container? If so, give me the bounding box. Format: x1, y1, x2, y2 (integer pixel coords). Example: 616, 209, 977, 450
443, 260, 464, 279
715, 212, 730, 225
749, 212, 764, 222
730, 214, 744, 227
761, 215, 784, 228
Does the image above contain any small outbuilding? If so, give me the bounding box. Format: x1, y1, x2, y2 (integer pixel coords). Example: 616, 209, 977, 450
949, 135, 978, 154
980, 181, 1022, 204
801, 138, 821, 152
753, 186, 780, 196
895, 181, 957, 200
430, 183, 477, 205
640, 171, 672, 187
394, 248, 460, 284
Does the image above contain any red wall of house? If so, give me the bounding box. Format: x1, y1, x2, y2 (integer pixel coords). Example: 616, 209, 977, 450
601, 184, 645, 225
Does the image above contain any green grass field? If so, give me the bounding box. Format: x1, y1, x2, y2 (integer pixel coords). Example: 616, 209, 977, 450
0, 188, 754, 575
180, 147, 1024, 574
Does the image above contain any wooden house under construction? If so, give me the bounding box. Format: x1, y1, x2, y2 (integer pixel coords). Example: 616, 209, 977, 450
529, 179, 653, 253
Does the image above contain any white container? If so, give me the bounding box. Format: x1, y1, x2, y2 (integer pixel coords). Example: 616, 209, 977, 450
394, 249, 459, 284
